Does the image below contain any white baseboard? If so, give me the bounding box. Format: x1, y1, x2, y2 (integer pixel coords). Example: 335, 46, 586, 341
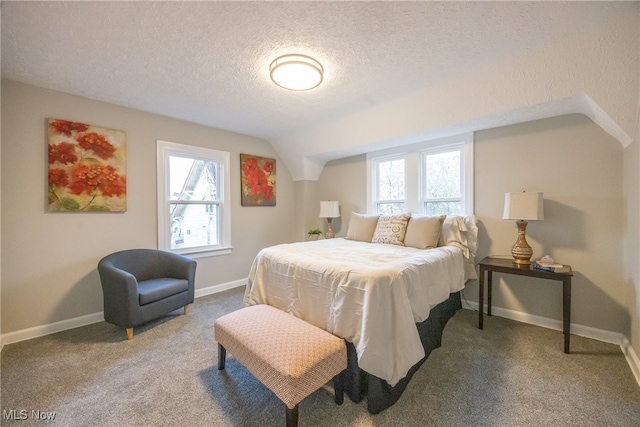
621, 337, 640, 387
464, 301, 640, 387
1, 311, 105, 347
195, 278, 247, 298
0, 279, 247, 348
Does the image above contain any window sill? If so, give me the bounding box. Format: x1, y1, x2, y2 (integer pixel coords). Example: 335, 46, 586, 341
174, 246, 233, 259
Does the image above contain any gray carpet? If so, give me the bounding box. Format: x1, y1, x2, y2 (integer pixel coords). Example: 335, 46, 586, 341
2, 286, 639, 426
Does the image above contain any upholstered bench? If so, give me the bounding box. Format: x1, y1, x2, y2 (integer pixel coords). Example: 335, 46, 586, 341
214, 304, 347, 427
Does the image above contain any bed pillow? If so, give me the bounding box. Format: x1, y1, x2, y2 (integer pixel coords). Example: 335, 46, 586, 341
371, 213, 411, 245
438, 215, 479, 281
344, 213, 380, 242
438, 216, 469, 252
404, 215, 446, 249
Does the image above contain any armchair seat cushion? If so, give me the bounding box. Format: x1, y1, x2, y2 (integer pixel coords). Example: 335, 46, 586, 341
138, 278, 189, 306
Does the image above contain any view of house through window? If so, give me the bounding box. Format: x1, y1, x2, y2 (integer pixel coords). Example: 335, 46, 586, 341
157, 140, 231, 257
169, 156, 220, 249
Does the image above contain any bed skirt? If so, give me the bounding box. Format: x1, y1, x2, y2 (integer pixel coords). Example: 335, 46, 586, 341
342, 291, 462, 414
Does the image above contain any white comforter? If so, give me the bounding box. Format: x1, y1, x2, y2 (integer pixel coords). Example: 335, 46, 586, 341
243, 238, 466, 386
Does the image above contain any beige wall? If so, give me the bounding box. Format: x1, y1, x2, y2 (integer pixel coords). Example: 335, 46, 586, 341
317, 154, 367, 238
294, 180, 319, 241
0, 75, 3, 348
320, 114, 628, 335
623, 114, 640, 363
1, 78, 636, 354
623, 20, 640, 360
474, 115, 624, 333
0, 80, 295, 334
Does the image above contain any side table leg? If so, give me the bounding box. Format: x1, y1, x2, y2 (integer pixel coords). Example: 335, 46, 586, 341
478, 266, 484, 329
563, 277, 571, 354
487, 271, 493, 317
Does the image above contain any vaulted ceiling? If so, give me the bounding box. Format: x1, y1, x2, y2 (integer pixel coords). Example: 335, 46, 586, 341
2, 1, 638, 180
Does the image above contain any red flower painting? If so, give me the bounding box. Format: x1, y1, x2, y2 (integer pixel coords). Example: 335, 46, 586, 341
240, 154, 276, 206
48, 119, 126, 212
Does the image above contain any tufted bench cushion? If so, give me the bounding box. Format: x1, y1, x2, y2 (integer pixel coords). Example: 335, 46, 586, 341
214, 304, 347, 426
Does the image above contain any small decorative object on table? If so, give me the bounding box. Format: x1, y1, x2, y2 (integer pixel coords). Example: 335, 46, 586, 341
533, 255, 571, 273
307, 228, 322, 240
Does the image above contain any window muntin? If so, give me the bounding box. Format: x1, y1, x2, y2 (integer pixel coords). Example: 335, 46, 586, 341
157, 140, 231, 257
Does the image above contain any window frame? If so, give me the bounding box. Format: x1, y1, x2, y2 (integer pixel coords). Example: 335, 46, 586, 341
367, 133, 474, 216
372, 153, 407, 214
420, 143, 465, 216
156, 140, 232, 258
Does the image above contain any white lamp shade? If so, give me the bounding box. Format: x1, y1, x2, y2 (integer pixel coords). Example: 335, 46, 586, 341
503, 192, 544, 221
319, 201, 340, 218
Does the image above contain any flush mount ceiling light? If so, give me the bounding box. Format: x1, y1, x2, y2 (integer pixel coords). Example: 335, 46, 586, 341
269, 54, 323, 91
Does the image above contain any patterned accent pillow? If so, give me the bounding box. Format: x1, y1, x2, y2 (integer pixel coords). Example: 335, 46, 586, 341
371, 213, 411, 245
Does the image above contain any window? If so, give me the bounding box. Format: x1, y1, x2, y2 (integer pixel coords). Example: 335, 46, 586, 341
423, 148, 462, 216
373, 155, 406, 214
157, 140, 231, 257
367, 133, 473, 216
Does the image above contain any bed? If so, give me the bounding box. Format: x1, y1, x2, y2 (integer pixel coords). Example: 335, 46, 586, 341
243, 214, 477, 413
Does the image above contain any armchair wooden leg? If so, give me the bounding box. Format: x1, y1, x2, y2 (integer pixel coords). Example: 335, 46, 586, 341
184, 305, 189, 315
126, 328, 133, 340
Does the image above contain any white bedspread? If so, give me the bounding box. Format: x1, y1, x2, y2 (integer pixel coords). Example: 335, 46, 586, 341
243, 238, 466, 386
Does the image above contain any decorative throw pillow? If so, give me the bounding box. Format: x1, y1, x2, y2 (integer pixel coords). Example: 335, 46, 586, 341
404, 215, 446, 249
371, 213, 411, 245
344, 212, 380, 242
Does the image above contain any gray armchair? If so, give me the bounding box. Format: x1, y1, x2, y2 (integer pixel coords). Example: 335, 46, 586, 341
98, 249, 196, 340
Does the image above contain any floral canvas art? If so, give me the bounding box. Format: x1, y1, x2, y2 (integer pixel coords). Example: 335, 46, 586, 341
240, 154, 276, 206
48, 119, 126, 212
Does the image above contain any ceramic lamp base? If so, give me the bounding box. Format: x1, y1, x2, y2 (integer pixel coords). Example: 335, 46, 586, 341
325, 218, 335, 239
511, 220, 533, 265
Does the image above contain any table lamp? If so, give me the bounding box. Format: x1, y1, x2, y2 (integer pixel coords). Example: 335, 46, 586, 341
319, 201, 340, 239
503, 191, 544, 265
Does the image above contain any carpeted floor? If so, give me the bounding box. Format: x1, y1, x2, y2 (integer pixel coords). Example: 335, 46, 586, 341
2, 286, 639, 426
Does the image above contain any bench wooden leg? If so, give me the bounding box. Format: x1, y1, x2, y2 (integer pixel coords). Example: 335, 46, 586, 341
334, 372, 344, 405
285, 404, 298, 427
126, 328, 133, 340
218, 344, 226, 370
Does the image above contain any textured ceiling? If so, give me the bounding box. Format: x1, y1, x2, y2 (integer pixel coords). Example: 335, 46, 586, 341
1, 1, 637, 179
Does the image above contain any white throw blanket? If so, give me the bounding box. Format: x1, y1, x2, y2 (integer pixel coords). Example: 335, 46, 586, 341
244, 238, 466, 386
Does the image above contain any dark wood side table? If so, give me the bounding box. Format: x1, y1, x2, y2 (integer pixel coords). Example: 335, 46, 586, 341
477, 256, 574, 354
